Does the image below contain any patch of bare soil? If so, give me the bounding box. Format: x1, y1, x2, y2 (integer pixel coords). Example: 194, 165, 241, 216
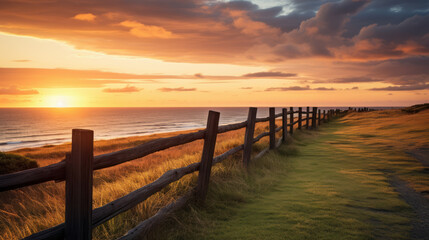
406, 148, 429, 168
381, 148, 429, 239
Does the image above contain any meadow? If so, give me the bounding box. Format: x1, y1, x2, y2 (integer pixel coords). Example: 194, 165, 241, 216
1, 108, 428, 240
158, 108, 429, 239
0, 117, 282, 239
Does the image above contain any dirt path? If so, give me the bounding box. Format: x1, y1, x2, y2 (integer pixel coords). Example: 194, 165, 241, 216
389, 175, 429, 240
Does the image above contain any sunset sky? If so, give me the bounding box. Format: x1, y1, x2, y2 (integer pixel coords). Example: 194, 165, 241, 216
0, 0, 428, 107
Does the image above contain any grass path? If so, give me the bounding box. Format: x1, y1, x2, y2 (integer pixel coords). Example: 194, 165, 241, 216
166, 111, 429, 240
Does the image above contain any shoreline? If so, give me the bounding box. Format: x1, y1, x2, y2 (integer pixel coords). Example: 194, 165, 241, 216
0, 107, 402, 152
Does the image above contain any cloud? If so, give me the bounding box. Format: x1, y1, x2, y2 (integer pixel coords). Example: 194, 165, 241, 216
119, 20, 174, 39
313, 87, 336, 91
265, 86, 310, 91
194, 73, 204, 78
102, 85, 141, 93
350, 14, 429, 58
73, 13, 96, 21
369, 84, 429, 91
265, 85, 337, 91
158, 87, 197, 92
0, 0, 427, 63
352, 86, 359, 90
311, 76, 380, 84
0, 68, 172, 88
330, 77, 379, 83
12, 59, 31, 62
242, 71, 297, 78
241, 87, 253, 90
0, 86, 38, 95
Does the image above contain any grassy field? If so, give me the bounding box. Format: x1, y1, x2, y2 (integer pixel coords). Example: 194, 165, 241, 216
0, 118, 282, 240
157, 108, 429, 239
1, 108, 428, 240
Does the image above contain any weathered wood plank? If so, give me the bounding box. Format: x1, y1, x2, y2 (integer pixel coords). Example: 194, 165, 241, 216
65, 129, 93, 240
306, 106, 310, 130
196, 111, 220, 203
269, 108, 276, 149
289, 107, 294, 135
1, 119, 249, 192
218, 121, 247, 133
282, 108, 288, 142
117, 191, 194, 240
253, 131, 270, 143
213, 144, 244, 165
298, 107, 302, 130
242, 108, 257, 167
312, 107, 318, 129
253, 147, 269, 160
318, 109, 321, 126
0, 129, 206, 192
255, 116, 270, 122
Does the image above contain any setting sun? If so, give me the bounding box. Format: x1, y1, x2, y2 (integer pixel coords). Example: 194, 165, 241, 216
46, 95, 70, 108
0, 1, 428, 240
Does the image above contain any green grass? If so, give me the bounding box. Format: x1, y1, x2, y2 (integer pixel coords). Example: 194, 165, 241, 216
157, 110, 429, 240
0, 152, 38, 174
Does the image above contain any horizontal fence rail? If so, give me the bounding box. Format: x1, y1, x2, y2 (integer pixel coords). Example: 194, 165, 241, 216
0, 106, 360, 240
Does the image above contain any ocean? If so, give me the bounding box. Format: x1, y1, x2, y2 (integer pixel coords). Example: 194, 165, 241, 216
0, 107, 398, 151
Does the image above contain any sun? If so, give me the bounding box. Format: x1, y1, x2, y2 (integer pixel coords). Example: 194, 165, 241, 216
56, 99, 65, 108
47, 95, 70, 108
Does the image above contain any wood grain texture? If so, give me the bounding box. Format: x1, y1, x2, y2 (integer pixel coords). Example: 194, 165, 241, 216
243, 108, 257, 167
65, 129, 93, 240
196, 111, 220, 203
269, 108, 276, 149
282, 108, 288, 142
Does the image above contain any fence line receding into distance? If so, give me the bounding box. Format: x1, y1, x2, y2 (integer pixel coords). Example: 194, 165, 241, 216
0, 107, 365, 240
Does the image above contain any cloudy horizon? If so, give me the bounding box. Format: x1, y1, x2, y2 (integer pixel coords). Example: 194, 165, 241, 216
0, 0, 428, 107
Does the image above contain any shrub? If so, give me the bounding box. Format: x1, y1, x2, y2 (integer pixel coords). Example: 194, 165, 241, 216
0, 152, 38, 175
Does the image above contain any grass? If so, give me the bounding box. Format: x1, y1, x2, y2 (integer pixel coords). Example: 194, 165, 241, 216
156, 109, 429, 239
0, 119, 282, 240
0, 152, 38, 174
1, 109, 428, 239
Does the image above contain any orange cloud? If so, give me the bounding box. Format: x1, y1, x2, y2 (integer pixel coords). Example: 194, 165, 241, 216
102, 85, 141, 93
120, 21, 174, 39
158, 87, 196, 92
73, 13, 96, 21
0, 86, 38, 95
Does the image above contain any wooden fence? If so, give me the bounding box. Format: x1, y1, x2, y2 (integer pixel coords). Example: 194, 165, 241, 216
0, 107, 351, 240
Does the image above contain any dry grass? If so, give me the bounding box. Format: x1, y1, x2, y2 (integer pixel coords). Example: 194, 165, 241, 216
334, 109, 429, 196
0, 119, 284, 240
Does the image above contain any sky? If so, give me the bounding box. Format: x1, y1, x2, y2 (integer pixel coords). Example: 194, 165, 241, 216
0, 0, 428, 107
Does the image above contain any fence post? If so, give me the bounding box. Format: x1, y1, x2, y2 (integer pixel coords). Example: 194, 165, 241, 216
243, 107, 257, 167
196, 111, 220, 203
306, 106, 310, 130
269, 107, 276, 149
312, 107, 317, 129
323, 110, 326, 122
298, 107, 302, 130
282, 108, 288, 142
289, 107, 294, 135
65, 129, 94, 240
318, 109, 321, 126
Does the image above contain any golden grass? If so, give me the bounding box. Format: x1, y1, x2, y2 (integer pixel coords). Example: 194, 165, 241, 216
0, 119, 284, 240
335, 109, 429, 197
